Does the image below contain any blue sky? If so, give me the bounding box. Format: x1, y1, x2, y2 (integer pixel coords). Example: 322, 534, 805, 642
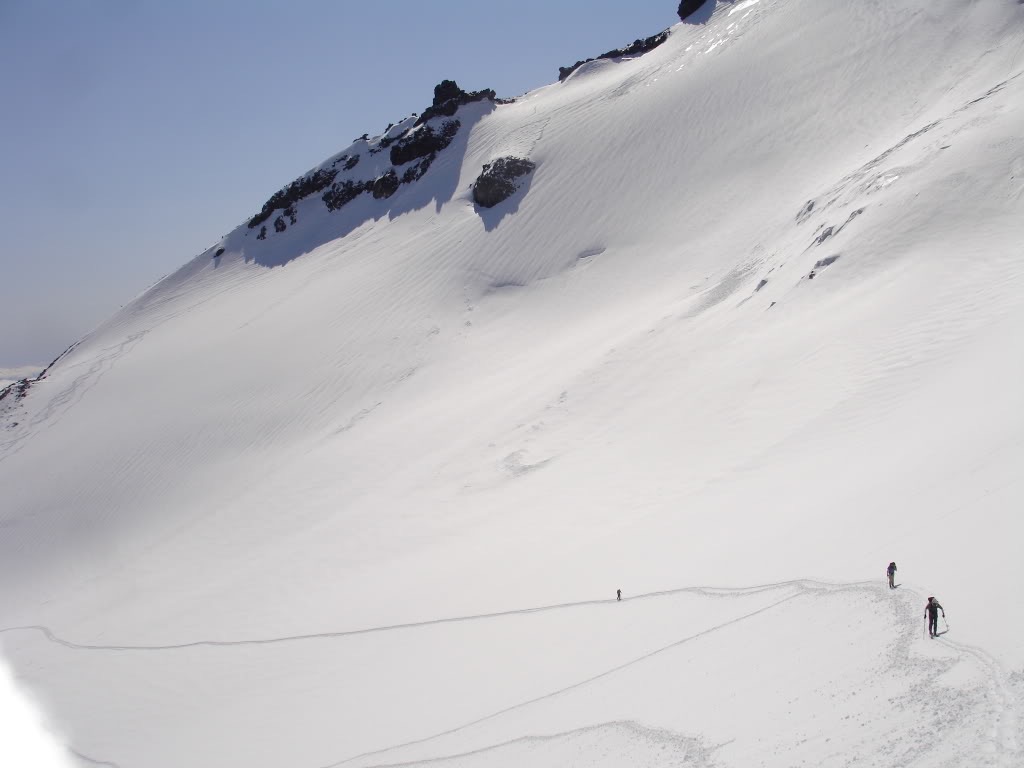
0, 0, 678, 369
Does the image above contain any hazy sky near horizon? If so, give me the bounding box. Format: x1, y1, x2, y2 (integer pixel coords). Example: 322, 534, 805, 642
0, 0, 679, 368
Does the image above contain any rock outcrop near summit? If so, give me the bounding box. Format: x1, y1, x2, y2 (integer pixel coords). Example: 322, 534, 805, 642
558, 31, 670, 82
677, 0, 711, 21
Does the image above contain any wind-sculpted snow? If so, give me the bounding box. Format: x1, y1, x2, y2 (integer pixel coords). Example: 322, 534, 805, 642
2, 1, 1024, 767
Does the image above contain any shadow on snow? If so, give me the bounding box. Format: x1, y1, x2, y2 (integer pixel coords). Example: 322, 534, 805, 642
216, 102, 495, 270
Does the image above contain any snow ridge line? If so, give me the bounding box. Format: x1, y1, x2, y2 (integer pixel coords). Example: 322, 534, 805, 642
324, 589, 809, 768
0, 578, 864, 652
0, 330, 150, 464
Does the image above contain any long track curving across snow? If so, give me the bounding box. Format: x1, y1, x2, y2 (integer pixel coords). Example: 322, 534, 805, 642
2, 0, 1023, 766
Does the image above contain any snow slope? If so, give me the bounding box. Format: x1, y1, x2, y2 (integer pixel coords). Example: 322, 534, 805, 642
2, 0, 1024, 766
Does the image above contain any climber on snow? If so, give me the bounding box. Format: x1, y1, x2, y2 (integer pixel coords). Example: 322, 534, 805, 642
924, 596, 945, 638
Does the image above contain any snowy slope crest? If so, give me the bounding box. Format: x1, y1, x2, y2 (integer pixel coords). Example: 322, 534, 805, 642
209, 81, 505, 269
3, 1, 1024, 767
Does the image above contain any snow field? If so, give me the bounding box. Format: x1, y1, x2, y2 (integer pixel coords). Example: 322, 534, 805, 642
1, 0, 1024, 765
1, 581, 1015, 768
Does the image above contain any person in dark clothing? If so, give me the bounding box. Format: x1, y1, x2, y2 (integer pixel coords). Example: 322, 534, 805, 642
924, 596, 945, 638
616, 589, 622, 601
887, 562, 897, 589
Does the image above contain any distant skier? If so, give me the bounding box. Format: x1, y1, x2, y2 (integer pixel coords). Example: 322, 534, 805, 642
924, 596, 945, 638
887, 562, 897, 589
616, 589, 622, 601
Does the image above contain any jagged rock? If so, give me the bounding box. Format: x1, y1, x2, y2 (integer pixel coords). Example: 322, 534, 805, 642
372, 170, 400, 200
559, 30, 670, 81
0, 344, 76, 406
322, 180, 369, 211
433, 80, 462, 106
0, 378, 31, 404
416, 81, 496, 126
401, 157, 434, 184
252, 81, 506, 228
472, 157, 536, 208
377, 129, 408, 150
677, 0, 709, 21
248, 168, 338, 228
390, 120, 460, 166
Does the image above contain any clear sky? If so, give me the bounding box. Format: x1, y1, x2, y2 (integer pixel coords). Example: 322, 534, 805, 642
0, 0, 679, 370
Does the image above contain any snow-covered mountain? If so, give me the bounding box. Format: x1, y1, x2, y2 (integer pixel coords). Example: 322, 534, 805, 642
2, 1, 1023, 766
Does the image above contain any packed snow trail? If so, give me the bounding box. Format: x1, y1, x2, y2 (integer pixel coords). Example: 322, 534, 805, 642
4, 580, 1020, 768
325, 584, 1021, 768
0, 578, 847, 650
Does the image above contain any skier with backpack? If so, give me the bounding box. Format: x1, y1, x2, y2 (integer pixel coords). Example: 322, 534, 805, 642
887, 562, 897, 589
924, 596, 945, 638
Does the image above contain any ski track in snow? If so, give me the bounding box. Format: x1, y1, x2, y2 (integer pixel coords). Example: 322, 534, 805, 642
323, 588, 807, 768
325, 582, 1022, 768
947, 639, 1020, 763
330, 722, 710, 768
0, 579, 830, 651
4, 580, 1018, 768
70, 749, 123, 768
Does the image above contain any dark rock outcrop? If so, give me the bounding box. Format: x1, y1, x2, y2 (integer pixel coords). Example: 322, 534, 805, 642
389, 120, 460, 167
416, 80, 496, 126
677, 0, 710, 20
559, 30, 670, 81
322, 180, 370, 212
433, 80, 462, 106
250, 80, 504, 236
0, 378, 31, 405
248, 168, 338, 229
371, 170, 400, 200
1, 341, 80, 409
472, 157, 536, 208
376, 128, 410, 151
401, 157, 434, 184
